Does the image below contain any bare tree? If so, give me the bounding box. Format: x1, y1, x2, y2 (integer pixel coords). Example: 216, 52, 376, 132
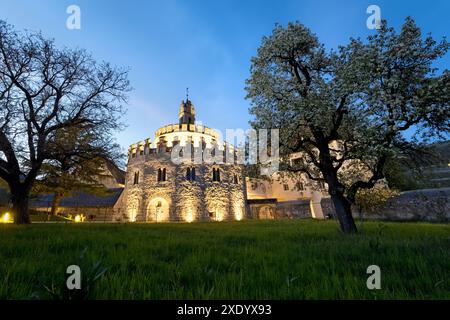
0, 21, 130, 224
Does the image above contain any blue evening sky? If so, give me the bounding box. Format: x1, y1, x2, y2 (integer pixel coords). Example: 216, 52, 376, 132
1, 0, 448, 151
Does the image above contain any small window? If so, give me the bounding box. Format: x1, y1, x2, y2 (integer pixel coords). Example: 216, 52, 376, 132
233, 174, 239, 184
133, 172, 139, 185
186, 167, 196, 181
213, 168, 221, 182
296, 182, 304, 190
186, 168, 191, 180
139, 149, 144, 155
157, 168, 167, 182
283, 184, 289, 191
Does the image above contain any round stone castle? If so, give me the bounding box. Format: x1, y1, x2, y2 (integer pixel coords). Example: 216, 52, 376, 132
113, 98, 246, 222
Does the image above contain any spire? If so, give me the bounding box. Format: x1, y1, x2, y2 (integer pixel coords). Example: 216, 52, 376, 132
179, 91, 195, 126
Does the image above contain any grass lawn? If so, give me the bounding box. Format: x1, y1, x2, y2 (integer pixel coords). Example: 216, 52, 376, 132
0, 219, 449, 300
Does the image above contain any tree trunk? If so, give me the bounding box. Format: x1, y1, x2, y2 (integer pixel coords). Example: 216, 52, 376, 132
10, 187, 31, 224
324, 169, 357, 233
330, 192, 357, 234
51, 192, 63, 216
313, 134, 358, 234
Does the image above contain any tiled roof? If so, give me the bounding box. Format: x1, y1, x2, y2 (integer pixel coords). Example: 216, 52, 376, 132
30, 188, 123, 208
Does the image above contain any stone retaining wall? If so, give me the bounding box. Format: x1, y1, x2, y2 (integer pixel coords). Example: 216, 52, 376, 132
322, 188, 450, 222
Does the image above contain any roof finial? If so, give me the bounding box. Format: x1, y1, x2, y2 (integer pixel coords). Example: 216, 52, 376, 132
186, 87, 189, 102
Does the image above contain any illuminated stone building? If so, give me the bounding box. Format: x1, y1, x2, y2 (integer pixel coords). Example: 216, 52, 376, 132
113, 98, 246, 222
113, 97, 335, 223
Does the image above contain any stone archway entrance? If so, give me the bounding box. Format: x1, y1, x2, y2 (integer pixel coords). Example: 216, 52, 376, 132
147, 198, 170, 222
207, 206, 225, 222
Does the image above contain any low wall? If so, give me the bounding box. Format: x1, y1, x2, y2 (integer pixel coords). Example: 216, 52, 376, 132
248, 199, 312, 219
275, 200, 311, 218
365, 188, 450, 222
33, 206, 115, 221
322, 188, 450, 222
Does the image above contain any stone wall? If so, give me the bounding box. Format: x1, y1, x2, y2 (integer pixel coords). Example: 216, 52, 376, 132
322, 188, 450, 222
364, 188, 450, 222
248, 200, 312, 219
274, 200, 311, 218
115, 150, 246, 222
50, 206, 115, 221
320, 198, 335, 218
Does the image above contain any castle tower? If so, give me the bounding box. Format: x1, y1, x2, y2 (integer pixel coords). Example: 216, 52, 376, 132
179, 99, 195, 125
117, 94, 247, 223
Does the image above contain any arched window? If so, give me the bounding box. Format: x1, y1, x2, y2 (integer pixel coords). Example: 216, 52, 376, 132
162, 168, 167, 181
233, 174, 239, 184
213, 168, 220, 182
191, 167, 196, 181
133, 171, 139, 185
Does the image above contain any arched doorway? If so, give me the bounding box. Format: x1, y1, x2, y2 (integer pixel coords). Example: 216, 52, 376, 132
147, 198, 170, 222
207, 206, 224, 221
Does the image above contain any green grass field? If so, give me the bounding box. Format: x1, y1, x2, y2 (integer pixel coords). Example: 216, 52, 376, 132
0, 219, 449, 299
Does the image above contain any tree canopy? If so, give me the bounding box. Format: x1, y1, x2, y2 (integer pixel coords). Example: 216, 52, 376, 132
246, 17, 449, 233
